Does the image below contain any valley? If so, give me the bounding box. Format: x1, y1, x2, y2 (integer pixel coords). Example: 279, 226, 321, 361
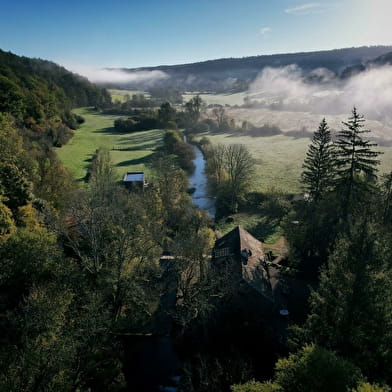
1, 28, 392, 390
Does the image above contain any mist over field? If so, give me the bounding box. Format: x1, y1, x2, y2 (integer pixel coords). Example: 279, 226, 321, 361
224, 64, 392, 142
248, 64, 392, 122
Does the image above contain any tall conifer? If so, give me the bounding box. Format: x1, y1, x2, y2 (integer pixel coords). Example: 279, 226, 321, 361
301, 221, 392, 384
333, 107, 381, 214
301, 118, 334, 201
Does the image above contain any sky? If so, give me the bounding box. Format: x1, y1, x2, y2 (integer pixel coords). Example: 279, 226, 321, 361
0, 0, 392, 69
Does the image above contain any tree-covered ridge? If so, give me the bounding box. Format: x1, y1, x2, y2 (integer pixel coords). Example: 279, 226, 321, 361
108, 46, 392, 91
0, 49, 112, 229
0, 49, 111, 131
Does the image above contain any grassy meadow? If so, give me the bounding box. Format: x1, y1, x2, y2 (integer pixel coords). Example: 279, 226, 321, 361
199, 132, 309, 193
58, 93, 392, 197
56, 108, 163, 181
199, 131, 392, 194
185, 91, 392, 193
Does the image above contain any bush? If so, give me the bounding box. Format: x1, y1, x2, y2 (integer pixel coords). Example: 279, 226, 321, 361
353, 383, 390, 392
248, 124, 282, 137
232, 380, 281, 392
163, 130, 195, 173
233, 345, 364, 392
166, 120, 178, 130
114, 116, 158, 132
274, 345, 363, 392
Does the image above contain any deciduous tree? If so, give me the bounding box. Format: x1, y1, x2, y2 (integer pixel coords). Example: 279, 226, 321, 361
224, 144, 255, 212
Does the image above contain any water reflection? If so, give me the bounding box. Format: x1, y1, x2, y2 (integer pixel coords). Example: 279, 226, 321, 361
188, 144, 216, 218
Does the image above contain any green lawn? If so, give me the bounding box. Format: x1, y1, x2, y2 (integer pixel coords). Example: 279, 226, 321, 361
56, 108, 163, 181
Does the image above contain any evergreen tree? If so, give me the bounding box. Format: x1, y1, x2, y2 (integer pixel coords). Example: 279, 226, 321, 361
380, 171, 392, 224
301, 118, 334, 201
299, 221, 392, 384
290, 119, 336, 266
333, 108, 381, 215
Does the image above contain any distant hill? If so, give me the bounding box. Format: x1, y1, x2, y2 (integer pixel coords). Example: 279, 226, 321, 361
341, 50, 392, 78
371, 51, 392, 66
110, 46, 392, 92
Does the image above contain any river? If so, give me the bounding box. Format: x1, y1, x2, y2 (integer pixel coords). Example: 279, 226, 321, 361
124, 142, 214, 392
188, 144, 216, 218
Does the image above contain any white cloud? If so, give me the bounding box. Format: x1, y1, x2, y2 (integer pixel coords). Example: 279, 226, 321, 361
284, 2, 333, 15
260, 27, 272, 35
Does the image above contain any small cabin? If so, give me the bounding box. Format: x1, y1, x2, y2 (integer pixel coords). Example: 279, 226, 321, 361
123, 172, 147, 190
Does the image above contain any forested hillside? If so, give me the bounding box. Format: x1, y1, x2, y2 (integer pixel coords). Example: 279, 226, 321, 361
341, 50, 392, 77
109, 46, 392, 91
0, 49, 111, 131
0, 49, 111, 210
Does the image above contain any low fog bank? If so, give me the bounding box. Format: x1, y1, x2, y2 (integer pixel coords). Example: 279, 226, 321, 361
64, 63, 168, 85
239, 64, 392, 142
247, 64, 392, 123
226, 107, 392, 144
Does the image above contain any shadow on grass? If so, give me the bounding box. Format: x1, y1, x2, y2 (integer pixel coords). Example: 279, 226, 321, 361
113, 142, 158, 151
94, 127, 118, 134
80, 107, 120, 117
117, 131, 162, 145
247, 219, 279, 243
115, 153, 155, 167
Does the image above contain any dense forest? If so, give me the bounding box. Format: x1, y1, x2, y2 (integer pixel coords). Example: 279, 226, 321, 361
0, 49, 111, 203
0, 49, 391, 392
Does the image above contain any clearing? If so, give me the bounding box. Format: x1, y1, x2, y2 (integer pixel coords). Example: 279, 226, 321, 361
56, 107, 163, 181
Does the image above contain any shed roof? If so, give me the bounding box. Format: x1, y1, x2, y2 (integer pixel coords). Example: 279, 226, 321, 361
123, 172, 145, 182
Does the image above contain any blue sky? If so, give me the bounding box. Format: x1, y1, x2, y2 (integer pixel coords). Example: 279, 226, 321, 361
0, 0, 391, 68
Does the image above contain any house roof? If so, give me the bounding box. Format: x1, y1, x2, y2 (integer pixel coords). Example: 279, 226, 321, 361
213, 226, 271, 295
212, 226, 311, 320
214, 226, 265, 263
123, 172, 145, 182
